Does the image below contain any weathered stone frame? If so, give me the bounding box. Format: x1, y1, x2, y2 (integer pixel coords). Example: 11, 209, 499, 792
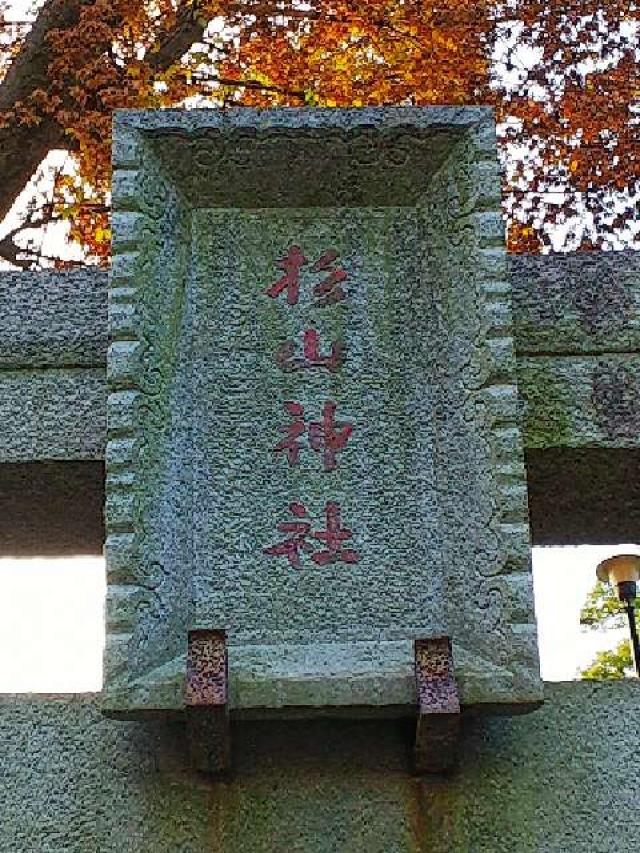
104, 107, 541, 717
424, 119, 539, 704
106, 122, 194, 714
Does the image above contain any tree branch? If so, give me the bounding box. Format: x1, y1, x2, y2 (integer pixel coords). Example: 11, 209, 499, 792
147, 5, 208, 73
0, 0, 208, 265
0, 1, 85, 228
186, 70, 306, 100
0, 206, 60, 269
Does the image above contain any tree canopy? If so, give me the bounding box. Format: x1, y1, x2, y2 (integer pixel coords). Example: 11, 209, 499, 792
0, 0, 638, 267
580, 580, 636, 678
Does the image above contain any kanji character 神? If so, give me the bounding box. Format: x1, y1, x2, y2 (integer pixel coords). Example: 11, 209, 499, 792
273, 400, 353, 472
272, 401, 306, 466
308, 401, 353, 472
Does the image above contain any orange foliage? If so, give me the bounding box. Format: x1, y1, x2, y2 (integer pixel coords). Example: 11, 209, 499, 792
496, 0, 639, 251
0, 0, 638, 260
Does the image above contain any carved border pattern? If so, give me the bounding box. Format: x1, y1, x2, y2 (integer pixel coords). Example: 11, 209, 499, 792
104, 120, 147, 705
458, 115, 538, 693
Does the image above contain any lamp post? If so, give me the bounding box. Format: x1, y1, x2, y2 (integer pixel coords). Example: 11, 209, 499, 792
596, 554, 640, 678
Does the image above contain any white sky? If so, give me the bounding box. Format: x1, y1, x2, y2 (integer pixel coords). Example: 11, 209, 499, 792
0, 546, 634, 691
0, 558, 105, 692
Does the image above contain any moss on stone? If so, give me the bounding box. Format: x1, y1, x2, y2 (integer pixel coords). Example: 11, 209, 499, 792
519, 361, 573, 449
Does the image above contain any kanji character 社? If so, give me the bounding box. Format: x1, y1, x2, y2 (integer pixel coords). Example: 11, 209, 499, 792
311, 501, 360, 565
264, 501, 360, 568
263, 502, 314, 570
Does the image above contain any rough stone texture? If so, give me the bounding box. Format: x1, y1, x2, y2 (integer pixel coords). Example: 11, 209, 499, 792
3, 253, 639, 368
512, 249, 640, 355
5, 448, 638, 555
104, 106, 538, 715
0, 253, 638, 468
423, 680, 640, 853
0, 239, 636, 558
0, 268, 108, 368
0, 683, 637, 852
519, 354, 640, 449
8, 356, 640, 460
0, 368, 105, 462
189, 208, 449, 643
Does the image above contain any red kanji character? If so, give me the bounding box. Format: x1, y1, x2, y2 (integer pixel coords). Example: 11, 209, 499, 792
302, 329, 344, 370
311, 501, 360, 565
308, 401, 353, 472
265, 501, 360, 569
264, 502, 313, 569
273, 401, 305, 465
273, 400, 353, 470
312, 249, 348, 306
275, 329, 345, 373
265, 246, 308, 306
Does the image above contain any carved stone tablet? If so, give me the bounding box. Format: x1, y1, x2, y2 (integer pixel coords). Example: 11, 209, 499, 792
104, 107, 542, 716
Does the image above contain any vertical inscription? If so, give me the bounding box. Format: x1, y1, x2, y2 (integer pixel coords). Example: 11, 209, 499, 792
264, 246, 359, 569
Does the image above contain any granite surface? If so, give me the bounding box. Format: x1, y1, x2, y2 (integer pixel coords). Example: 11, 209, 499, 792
0, 368, 105, 462
0, 244, 637, 558
511, 249, 640, 355
0, 682, 637, 852
1, 253, 638, 466
0, 268, 107, 368
519, 354, 640, 449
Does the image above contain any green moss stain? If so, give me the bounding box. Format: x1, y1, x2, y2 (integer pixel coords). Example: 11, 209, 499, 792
519, 361, 573, 448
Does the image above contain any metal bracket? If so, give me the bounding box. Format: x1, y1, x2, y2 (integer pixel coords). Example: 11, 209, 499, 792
185, 629, 230, 774
414, 636, 461, 774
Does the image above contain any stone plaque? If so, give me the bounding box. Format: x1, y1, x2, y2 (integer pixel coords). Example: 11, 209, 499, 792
105, 107, 542, 716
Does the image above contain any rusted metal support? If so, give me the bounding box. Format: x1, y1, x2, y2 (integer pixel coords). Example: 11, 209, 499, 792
414, 636, 461, 774
185, 629, 230, 774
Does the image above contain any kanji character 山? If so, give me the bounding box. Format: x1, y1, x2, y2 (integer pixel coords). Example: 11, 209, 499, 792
275, 328, 345, 373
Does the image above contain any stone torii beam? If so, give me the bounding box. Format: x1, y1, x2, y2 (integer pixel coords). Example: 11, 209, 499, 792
0, 249, 639, 555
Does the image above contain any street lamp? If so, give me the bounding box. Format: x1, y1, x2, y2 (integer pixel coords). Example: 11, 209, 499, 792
596, 554, 640, 678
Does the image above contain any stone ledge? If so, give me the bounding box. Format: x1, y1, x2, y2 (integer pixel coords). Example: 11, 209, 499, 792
101, 638, 543, 717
